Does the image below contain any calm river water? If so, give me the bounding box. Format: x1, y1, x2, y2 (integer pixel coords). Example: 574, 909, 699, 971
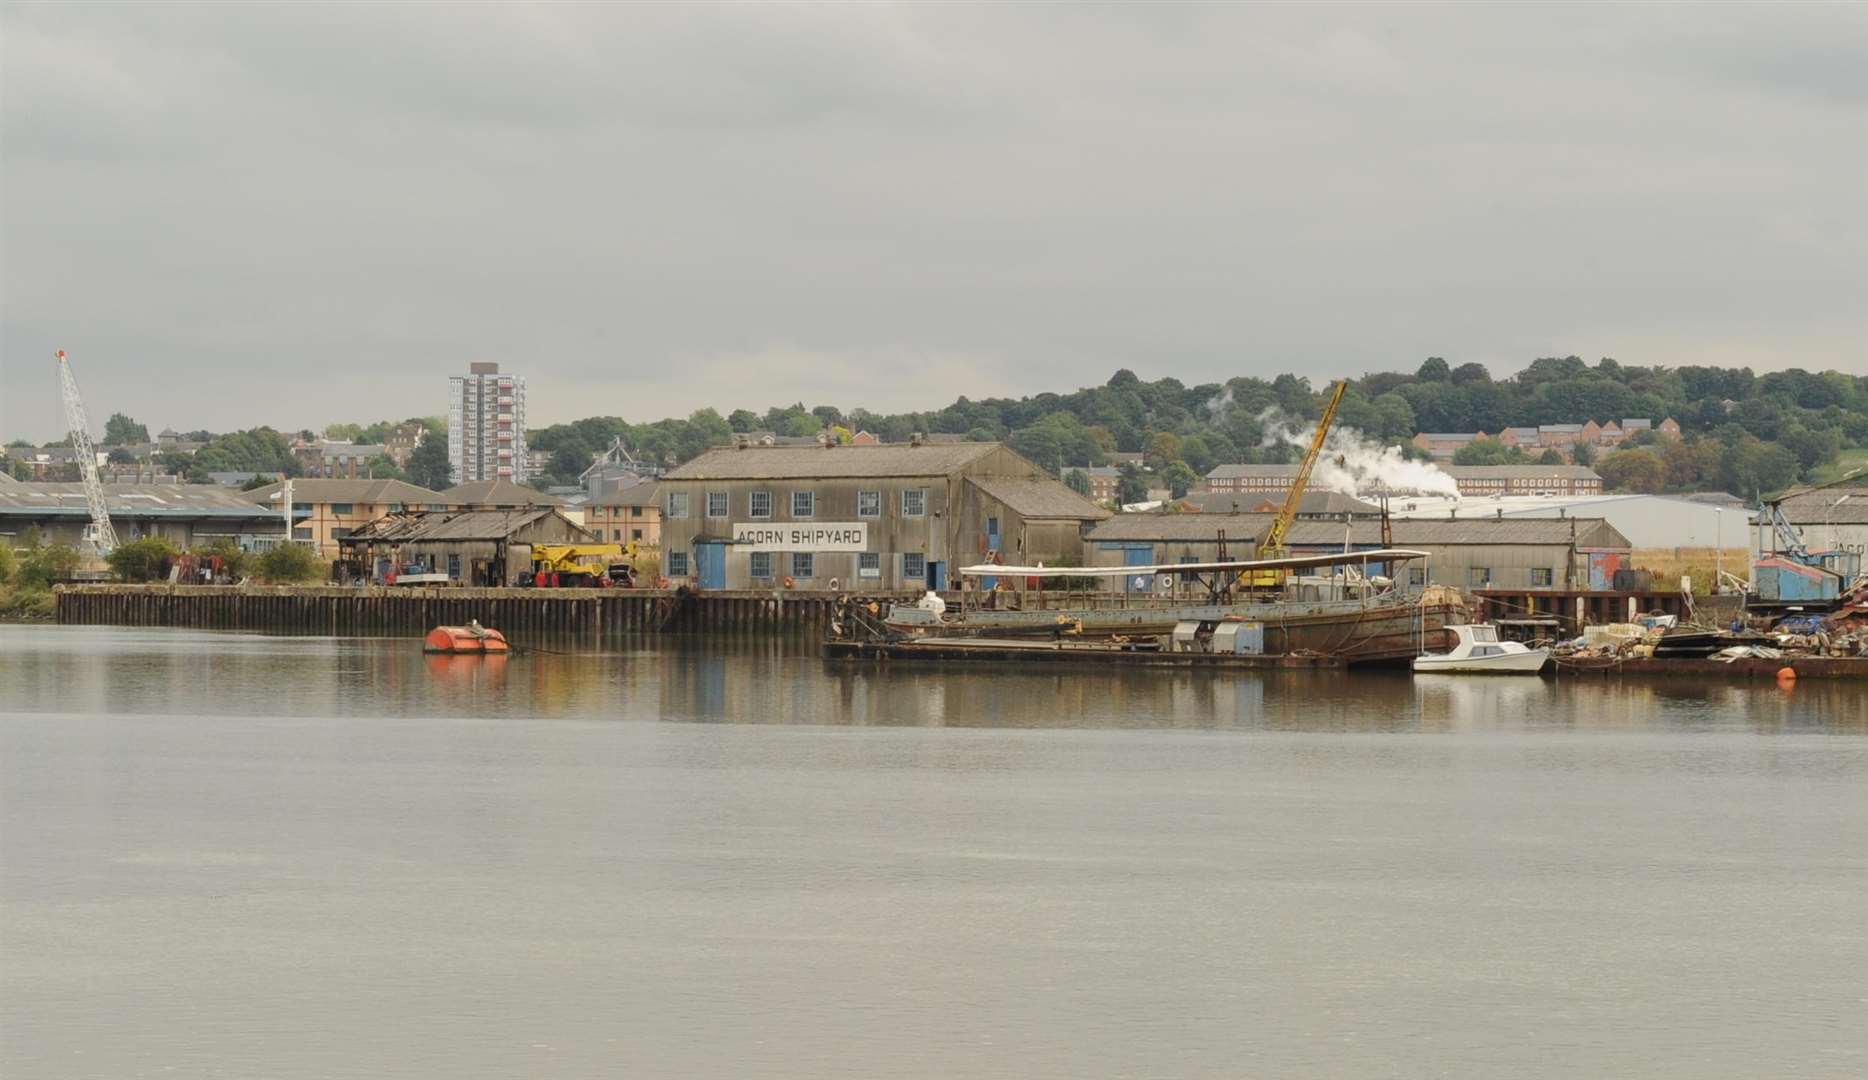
3, 625, 1866, 1079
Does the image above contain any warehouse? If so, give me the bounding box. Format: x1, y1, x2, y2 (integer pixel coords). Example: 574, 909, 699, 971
335, 508, 592, 586
1387, 493, 1754, 549
1083, 513, 1631, 593
1761, 481, 1868, 559
0, 480, 284, 550
657, 442, 1109, 590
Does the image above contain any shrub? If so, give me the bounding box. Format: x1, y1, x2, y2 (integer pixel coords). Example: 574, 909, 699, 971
196, 537, 252, 580
257, 543, 324, 583
106, 537, 180, 582
16, 541, 80, 589
0, 544, 15, 585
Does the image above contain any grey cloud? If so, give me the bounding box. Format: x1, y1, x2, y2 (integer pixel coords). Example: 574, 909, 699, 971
1, 2, 1862, 440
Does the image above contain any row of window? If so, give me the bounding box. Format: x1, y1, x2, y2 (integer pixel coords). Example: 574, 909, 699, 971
667, 488, 928, 521
666, 550, 928, 580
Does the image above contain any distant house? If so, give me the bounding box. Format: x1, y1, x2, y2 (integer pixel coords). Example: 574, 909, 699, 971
1412, 418, 1680, 462
582, 482, 663, 547
1203, 463, 1602, 499
293, 440, 388, 479
383, 422, 427, 467
1082, 465, 1123, 503
246, 478, 448, 557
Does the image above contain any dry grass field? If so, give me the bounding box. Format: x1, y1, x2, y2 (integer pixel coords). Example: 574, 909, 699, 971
1630, 547, 1752, 594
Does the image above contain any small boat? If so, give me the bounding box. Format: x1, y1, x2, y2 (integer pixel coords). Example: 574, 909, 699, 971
423, 623, 510, 654
1413, 624, 1548, 674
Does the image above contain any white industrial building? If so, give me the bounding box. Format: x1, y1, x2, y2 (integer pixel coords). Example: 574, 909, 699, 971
1384, 493, 1754, 550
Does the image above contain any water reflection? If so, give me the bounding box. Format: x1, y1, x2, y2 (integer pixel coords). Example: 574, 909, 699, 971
2, 626, 1863, 734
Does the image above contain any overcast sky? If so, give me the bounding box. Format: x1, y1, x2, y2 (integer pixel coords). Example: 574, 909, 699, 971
2, 2, 1863, 440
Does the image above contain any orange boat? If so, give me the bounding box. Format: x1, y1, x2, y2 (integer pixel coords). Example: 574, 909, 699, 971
423, 624, 511, 654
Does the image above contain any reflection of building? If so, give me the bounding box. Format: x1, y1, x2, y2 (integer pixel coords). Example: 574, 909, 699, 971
658, 443, 1109, 590
246, 478, 446, 557
447, 361, 528, 485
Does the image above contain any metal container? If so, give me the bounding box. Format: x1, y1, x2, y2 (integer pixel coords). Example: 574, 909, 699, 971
1171, 621, 1204, 652
1211, 621, 1264, 655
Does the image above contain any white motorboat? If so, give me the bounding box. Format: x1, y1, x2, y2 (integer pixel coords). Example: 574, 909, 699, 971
1412, 624, 1550, 674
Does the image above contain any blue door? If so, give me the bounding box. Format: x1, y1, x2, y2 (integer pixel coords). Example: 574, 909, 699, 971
1125, 544, 1154, 592
928, 561, 946, 591
982, 516, 1001, 590
696, 542, 727, 589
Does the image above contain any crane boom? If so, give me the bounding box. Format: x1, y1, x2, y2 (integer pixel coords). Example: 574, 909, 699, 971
1257, 379, 1348, 560
55, 349, 120, 555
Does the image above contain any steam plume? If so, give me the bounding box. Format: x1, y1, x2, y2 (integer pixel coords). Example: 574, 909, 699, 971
1259, 411, 1461, 499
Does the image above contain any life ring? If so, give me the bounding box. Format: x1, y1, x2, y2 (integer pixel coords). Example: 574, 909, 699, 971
656, 576, 671, 589
827, 577, 840, 590
782, 576, 796, 589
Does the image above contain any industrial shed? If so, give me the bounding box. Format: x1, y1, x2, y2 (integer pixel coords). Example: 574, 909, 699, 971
335, 508, 593, 585
658, 442, 1109, 590
0, 482, 284, 550
1084, 513, 1631, 592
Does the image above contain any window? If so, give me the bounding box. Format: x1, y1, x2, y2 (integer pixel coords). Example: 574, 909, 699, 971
667, 550, 690, 577
791, 490, 815, 517
987, 515, 1000, 537
1408, 567, 1426, 586
331, 528, 352, 540
706, 492, 728, 518
666, 491, 690, 519
1531, 567, 1554, 587
791, 552, 814, 579
749, 490, 772, 519
612, 529, 622, 541
858, 552, 881, 579
388, 503, 404, 513
1469, 567, 1491, 588
750, 552, 773, 580
857, 490, 881, 518
903, 552, 926, 580
631, 529, 642, 541
446, 554, 461, 579
330, 503, 354, 515
291, 527, 312, 541
901, 488, 927, 516
292, 503, 313, 513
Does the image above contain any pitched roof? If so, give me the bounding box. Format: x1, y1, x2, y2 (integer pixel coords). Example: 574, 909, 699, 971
0, 482, 282, 519
1205, 463, 1302, 479
665, 442, 1001, 481
441, 478, 566, 506
966, 476, 1111, 520
1443, 465, 1601, 480
1775, 484, 1868, 524
587, 482, 662, 509
1088, 512, 1629, 548
339, 508, 590, 543
246, 478, 444, 505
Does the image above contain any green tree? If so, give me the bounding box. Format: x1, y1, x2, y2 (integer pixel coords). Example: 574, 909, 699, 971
0, 543, 15, 584
1117, 463, 1150, 504
782, 412, 821, 438
16, 540, 80, 589
727, 409, 759, 433
196, 537, 252, 580
1536, 448, 1566, 465
1063, 468, 1091, 496
104, 413, 149, 444
1144, 432, 1183, 468
1597, 448, 1666, 493
106, 537, 180, 582
406, 436, 453, 490
258, 543, 323, 583
1161, 460, 1199, 498
1452, 440, 1525, 466
1416, 357, 1451, 382
1571, 441, 1595, 467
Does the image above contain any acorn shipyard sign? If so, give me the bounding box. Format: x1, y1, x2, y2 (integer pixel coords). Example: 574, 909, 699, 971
731, 522, 868, 552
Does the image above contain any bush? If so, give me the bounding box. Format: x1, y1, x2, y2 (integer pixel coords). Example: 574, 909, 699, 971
16, 541, 80, 589
258, 543, 324, 583
106, 537, 180, 582
0, 583, 56, 619
196, 537, 252, 580
0, 544, 15, 585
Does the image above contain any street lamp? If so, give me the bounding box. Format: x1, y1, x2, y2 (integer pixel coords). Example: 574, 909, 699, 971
1827, 494, 1851, 550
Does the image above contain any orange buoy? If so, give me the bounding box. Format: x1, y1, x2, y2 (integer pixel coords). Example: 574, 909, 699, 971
423, 625, 510, 654
1776, 665, 1797, 687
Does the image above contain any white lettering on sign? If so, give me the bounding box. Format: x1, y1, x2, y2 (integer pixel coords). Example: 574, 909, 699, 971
732, 522, 868, 552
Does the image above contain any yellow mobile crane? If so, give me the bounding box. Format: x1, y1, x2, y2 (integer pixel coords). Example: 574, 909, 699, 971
530, 542, 642, 587
1243, 379, 1349, 588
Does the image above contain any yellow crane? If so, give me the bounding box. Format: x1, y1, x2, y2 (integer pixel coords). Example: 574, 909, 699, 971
531, 542, 642, 587
1244, 379, 1349, 588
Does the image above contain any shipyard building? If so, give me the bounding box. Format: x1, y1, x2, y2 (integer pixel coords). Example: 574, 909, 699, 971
656, 442, 1109, 590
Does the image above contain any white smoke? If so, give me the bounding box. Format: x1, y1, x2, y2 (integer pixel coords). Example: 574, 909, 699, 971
1202, 386, 1234, 417
1259, 412, 1461, 500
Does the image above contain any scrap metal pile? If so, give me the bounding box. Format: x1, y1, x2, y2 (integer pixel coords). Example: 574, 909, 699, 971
1553, 609, 1868, 666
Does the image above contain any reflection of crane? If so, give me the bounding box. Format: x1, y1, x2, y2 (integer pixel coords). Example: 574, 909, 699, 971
1246, 379, 1348, 586
55, 350, 119, 555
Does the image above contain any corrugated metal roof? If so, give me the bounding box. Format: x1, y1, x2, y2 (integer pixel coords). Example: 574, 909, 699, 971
340, 509, 587, 543
966, 476, 1111, 520
246, 478, 445, 505
665, 442, 1001, 480
1088, 514, 1274, 541
1183, 491, 1379, 515
441, 479, 566, 506
0, 482, 281, 519
1777, 484, 1868, 524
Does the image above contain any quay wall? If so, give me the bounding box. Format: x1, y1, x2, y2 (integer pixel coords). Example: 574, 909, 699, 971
54, 585, 909, 643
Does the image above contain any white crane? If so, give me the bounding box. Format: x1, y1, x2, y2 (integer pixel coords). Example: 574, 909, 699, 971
55, 349, 120, 555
